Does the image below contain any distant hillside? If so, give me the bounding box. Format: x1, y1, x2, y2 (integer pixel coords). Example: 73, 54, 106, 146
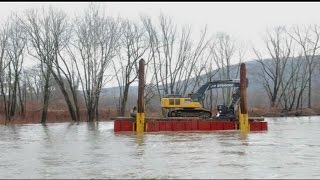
100, 85, 138, 97
99, 57, 320, 111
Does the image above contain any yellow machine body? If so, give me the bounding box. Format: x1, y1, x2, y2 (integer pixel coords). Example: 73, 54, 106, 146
161, 97, 202, 109
160, 97, 212, 118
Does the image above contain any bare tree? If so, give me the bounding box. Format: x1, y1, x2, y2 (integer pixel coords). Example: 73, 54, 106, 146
113, 19, 149, 116
5, 13, 27, 119
22, 65, 43, 103
141, 15, 162, 104
141, 15, 210, 116
72, 4, 121, 121
143, 48, 159, 109
278, 54, 306, 111
24, 7, 80, 123
208, 32, 241, 106
142, 15, 209, 95
0, 19, 10, 122
288, 25, 320, 108
253, 26, 293, 108
47, 7, 81, 122
199, 52, 219, 111
24, 8, 53, 123
293, 57, 310, 110
178, 26, 210, 95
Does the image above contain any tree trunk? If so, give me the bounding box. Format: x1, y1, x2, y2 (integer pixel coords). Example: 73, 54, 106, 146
95, 99, 99, 121
120, 85, 129, 116
41, 79, 50, 124
87, 98, 96, 122
0, 77, 8, 121
87, 107, 95, 122
9, 79, 17, 118
72, 92, 80, 121
308, 69, 311, 108
271, 99, 276, 108
50, 72, 79, 121
296, 90, 303, 110
18, 81, 25, 117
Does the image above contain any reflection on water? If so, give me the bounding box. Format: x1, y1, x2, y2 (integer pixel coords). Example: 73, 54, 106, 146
1, 116, 320, 178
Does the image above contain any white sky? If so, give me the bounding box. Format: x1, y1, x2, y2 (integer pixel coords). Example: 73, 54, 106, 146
1, 1, 320, 59
1, 2, 320, 60
1, 2, 319, 86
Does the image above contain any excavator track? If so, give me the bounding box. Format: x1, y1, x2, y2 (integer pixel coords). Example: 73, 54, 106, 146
168, 109, 212, 118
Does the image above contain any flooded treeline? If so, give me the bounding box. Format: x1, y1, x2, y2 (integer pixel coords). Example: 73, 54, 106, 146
0, 3, 319, 124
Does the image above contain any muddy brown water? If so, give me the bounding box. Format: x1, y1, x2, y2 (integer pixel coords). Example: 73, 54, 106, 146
0, 116, 320, 179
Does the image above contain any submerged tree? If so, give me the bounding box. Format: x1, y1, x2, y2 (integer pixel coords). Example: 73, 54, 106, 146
72, 4, 121, 121
6, 13, 27, 119
0, 19, 10, 122
25, 7, 80, 123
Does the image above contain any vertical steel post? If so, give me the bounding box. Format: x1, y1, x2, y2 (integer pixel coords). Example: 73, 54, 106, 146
136, 59, 145, 133
239, 63, 250, 132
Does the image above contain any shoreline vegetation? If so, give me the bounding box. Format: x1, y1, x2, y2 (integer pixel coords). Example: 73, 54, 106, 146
0, 3, 320, 126
1, 107, 319, 125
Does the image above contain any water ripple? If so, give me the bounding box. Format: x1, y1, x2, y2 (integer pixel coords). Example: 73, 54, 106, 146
0, 117, 320, 178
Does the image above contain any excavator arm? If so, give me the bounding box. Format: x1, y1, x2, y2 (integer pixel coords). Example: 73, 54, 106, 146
190, 79, 241, 102
190, 79, 248, 119
161, 79, 248, 119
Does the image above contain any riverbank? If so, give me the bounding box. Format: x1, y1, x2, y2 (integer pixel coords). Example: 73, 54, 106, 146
1, 107, 319, 125
249, 107, 320, 117
0, 109, 116, 125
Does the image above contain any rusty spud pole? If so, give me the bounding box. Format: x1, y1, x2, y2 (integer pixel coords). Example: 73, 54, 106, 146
239, 63, 249, 132
136, 59, 145, 133
240, 63, 247, 114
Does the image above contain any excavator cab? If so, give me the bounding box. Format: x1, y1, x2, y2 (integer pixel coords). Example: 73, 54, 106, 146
216, 104, 236, 119
217, 105, 228, 116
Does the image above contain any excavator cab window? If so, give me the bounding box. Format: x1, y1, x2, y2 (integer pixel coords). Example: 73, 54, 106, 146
169, 99, 175, 105
169, 98, 181, 105
175, 99, 180, 105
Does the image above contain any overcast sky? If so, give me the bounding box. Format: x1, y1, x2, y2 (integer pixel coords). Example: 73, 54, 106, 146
1, 2, 320, 61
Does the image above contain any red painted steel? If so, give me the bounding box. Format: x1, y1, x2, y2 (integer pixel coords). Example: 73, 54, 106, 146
172, 121, 185, 131
223, 121, 236, 130
154, 121, 160, 132
114, 120, 121, 132
114, 118, 267, 132
185, 121, 193, 131
191, 120, 198, 130
159, 121, 167, 131
198, 121, 211, 131
121, 120, 133, 131
211, 121, 224, 130
261, 121, 268, 131
146, 121, 159, 132
146, 121, 153, 132
164, 121, 172, 131
249, 121, 261, 131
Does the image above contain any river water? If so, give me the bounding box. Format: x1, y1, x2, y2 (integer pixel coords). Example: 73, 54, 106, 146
0, 116, 320, 179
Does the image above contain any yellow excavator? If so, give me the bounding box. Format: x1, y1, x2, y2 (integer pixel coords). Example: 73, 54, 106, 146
161, 79, 245, 119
